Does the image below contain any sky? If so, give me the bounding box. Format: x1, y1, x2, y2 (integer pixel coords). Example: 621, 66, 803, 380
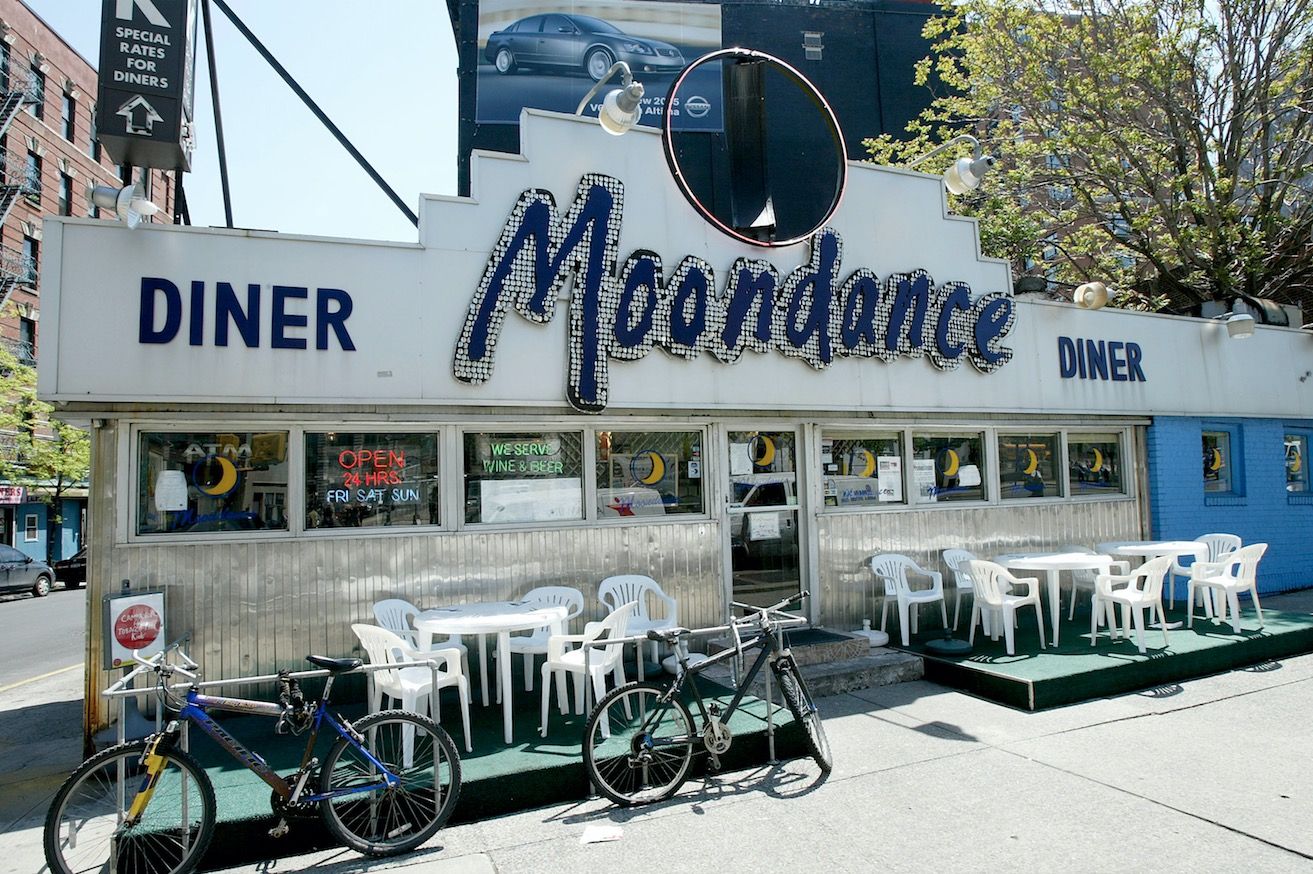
25, 0, 459, 241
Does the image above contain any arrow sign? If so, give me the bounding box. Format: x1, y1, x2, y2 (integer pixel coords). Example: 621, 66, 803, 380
117, 95, 164, 135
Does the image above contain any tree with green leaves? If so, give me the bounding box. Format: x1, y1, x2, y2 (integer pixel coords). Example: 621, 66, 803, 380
866, 0, 1313, 314
0, 340, 89, 559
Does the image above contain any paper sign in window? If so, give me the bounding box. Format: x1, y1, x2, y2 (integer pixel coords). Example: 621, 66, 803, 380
154, 470, 188, 512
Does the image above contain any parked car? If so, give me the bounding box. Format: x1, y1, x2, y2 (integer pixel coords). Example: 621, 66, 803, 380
53, 546, 87, 588
485, 13, 685, 81
0, 544, 56, 597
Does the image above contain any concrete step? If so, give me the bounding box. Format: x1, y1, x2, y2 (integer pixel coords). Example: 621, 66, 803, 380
701, 630, 923, 699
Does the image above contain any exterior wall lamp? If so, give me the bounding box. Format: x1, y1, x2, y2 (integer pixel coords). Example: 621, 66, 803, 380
906, 134, 996, 195
87, 183, 162, 230
575, 61, 645, 136
1215, 311, 1256, 339
1015, 277, 1111, 310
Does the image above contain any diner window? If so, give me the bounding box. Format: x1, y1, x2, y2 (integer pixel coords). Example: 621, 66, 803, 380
1068, 432, 1124, 496
1202, 429, 1237, 494
821, 433, 904, 507
596, 430, 703, 517
998, 432, 1062, 499
305, 432, 439, 529
464, 431, 583, 524
1286, 433, 1309, 494
912, 431, 986, 503
136, 431, 290, 535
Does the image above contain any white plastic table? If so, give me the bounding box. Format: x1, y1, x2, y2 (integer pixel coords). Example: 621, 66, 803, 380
1096, 541, 1207, 609
415, 601, 568, 744
999, 552, 1117, 647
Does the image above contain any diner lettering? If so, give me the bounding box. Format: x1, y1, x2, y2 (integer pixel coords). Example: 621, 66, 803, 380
454, 174, 1016, 412
138, 278, 356, 351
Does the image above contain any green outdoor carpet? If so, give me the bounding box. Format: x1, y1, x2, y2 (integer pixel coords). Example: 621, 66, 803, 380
899, 603, 1313, 710
182, 662, 803, 871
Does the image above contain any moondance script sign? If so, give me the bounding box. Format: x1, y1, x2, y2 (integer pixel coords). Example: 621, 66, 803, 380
454, 174, 1016, 412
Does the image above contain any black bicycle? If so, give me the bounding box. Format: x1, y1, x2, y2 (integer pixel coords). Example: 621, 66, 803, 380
44, 642, 461, 874
582, 593, 832, 806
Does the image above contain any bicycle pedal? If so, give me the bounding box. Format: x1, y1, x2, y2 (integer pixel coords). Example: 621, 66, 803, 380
268, 819, 290, 839
707, 752, 722, 772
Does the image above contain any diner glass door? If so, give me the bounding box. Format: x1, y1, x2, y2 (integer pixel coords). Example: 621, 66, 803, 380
725, 428, 803, 609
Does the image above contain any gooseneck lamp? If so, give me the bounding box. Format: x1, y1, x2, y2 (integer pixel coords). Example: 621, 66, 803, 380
575, 61, 645, 136
906, 134, 997, 195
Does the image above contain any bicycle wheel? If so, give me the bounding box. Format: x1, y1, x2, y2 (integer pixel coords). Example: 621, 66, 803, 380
583, 681, 696, 806
44, 739, 216, 874
773, 656, 833, 773
319, 709, 462, 856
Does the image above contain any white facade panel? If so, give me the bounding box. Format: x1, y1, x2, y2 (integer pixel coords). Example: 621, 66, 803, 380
39, 110, 1313, 420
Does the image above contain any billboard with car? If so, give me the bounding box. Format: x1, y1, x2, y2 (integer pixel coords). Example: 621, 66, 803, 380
477, 0, 722, 130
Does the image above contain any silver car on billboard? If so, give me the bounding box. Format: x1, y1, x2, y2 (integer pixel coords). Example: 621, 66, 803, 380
486, 13, 686, 81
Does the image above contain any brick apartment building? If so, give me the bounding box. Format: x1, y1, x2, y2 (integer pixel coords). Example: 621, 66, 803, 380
0, 0, 173, 561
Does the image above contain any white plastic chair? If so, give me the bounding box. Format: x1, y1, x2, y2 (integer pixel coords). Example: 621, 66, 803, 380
351, 623, 472, 753
941, 549, 977, 631
1170, 533, 1241, 613
964, 560, 1045, 655
868, 554, 948, 647
1091, 554, 1173, 653
1060, 545, 1130, 620
1187, 543, 1268, 634
598, 575, 677, 680
373, 597, 470, 697
539, 601, 637, 737
506, 586, 584, 691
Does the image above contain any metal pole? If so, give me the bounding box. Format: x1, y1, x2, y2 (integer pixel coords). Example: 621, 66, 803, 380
209, 0, 420, 228
201, 0, 234, 228
765, 659, 776, 764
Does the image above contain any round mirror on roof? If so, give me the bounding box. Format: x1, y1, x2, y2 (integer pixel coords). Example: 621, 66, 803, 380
661, 48, 847, 247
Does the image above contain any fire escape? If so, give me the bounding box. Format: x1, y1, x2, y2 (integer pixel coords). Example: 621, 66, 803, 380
0, 65, 42, 316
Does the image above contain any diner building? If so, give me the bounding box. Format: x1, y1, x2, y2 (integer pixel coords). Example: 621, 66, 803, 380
38, 109, 1313, 733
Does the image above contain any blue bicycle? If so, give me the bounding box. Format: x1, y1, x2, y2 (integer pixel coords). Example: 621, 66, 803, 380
43, 642, 461, 874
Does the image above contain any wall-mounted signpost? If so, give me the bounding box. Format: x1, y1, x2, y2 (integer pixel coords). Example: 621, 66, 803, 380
97, 0, 199, 171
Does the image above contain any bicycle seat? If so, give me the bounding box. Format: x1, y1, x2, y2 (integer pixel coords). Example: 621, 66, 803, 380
305, 655, 363, 673
646, 627, 689, 643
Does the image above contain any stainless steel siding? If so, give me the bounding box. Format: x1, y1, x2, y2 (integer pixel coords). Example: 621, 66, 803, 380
816, 499, 1143, 630
87, 519, 723, 731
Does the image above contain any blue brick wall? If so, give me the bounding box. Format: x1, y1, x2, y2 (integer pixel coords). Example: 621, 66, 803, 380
1146, 417, 1313, 593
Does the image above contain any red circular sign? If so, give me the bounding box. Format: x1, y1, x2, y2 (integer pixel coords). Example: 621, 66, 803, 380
114, 603, 162, 651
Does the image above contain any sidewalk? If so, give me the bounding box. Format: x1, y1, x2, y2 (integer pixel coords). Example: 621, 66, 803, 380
5, 591, 1313, 873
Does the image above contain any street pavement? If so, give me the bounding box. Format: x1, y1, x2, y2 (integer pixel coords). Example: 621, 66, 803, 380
0, 586, 85, 687
2, 591, 1311, 873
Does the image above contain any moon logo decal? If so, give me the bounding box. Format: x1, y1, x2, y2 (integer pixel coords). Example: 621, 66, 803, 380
1208, 448, 1223, 472
1290, 449, 1303, 475
1090, 448, 1104, 472
633, 450, 666, 485
857, 449, 876, 478
751, 435, 776, 468
938, 448, 960, 477
193, 455, 239, 497
1022, 449, 1039, 476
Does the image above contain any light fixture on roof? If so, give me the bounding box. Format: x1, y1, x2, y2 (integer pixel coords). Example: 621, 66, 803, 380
1215, 311, 1256, 339
88, 183, 162, 229
1073, 281, 1110, 310
575, 61, 645, 136
906, 133, 996, 195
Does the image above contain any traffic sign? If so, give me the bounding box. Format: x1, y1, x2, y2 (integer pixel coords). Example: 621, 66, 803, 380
97, 0, 198, 171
